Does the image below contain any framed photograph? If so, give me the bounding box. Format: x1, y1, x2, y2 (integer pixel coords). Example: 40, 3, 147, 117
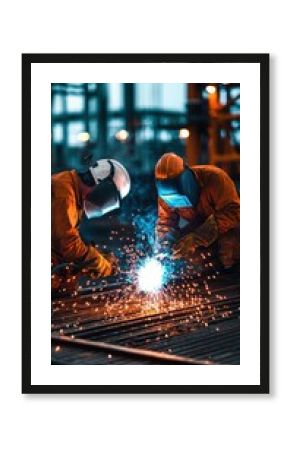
22, 53, 269, 394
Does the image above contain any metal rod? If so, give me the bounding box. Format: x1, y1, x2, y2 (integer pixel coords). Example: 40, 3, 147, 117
52, 335, 215, 365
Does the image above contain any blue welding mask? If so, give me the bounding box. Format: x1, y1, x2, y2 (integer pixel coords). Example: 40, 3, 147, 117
156, 167, 200, 209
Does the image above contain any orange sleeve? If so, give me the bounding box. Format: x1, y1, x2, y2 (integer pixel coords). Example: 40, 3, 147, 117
209, 171, 240, 234
52, 197, 111, 274
156, 198, 179, 239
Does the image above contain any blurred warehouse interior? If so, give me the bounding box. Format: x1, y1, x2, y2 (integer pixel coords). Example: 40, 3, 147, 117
51, 83, 240, 186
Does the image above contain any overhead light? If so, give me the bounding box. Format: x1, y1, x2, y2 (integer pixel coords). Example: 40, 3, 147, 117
115, 129, 129, 142
179, 128, 190, 139
206, 85, 216, 94
77, 131, 90, 142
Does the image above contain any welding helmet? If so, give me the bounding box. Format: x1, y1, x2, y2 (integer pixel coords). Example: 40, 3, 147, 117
155, 167, 200, 209
83, 159, 130, 219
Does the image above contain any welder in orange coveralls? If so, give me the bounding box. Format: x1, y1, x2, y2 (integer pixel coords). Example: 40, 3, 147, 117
155, 153, 240, 268
51, 159, 131, 294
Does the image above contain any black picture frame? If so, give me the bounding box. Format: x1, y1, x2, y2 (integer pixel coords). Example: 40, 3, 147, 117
22, 53, 269, 394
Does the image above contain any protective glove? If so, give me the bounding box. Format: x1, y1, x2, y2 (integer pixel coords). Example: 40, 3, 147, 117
172, 233, 198, 259
173, 215, 218, 259
87, 252, 118, 278
84, 241, 119, 278
104, 252, 120, 276
76, 252, 115, 278
159, 231, 179, 249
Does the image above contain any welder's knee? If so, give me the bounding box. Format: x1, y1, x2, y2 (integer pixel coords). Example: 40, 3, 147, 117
218, 229, 240, 268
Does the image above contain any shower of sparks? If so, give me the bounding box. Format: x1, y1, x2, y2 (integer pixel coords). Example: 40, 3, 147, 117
51, 209, 238, 345
137, 258, 165, 293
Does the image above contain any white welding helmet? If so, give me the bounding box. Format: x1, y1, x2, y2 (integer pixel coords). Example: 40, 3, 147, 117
84, 159, 131, 219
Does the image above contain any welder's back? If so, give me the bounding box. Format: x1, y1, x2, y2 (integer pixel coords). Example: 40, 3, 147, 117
51, 170, 111, 275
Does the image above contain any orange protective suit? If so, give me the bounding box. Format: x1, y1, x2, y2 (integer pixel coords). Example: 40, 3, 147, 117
51, 170, 112, 278
156, 163, 240, 267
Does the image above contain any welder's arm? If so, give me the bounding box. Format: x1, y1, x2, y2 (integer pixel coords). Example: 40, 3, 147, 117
173, 215, 218, 258
156, 198, 180, 245
52, 198, 113, 277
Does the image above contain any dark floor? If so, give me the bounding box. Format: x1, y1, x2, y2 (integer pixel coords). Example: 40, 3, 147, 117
51, 268, 240, 365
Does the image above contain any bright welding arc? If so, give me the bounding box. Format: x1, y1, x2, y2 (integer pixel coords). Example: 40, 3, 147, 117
137, 258, 165, 293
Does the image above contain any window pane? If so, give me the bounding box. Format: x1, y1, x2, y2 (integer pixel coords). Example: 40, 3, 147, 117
161, 84, 186, 111
230, 87, 240, 98
136, 83, 160, 109
67, 95, 84, 113
52, 124, 63, 143
52, 94, 63, 115
108, 83, 123, 110
68, 122, 85, 146
136, 83, 186, 111
219, 86, 227, 105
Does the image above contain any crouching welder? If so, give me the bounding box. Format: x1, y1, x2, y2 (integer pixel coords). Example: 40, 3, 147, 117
51, 159, 131, 295
155, 153, 240, 268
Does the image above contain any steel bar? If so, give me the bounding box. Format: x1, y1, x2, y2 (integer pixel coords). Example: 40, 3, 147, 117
52, 335, 214, 365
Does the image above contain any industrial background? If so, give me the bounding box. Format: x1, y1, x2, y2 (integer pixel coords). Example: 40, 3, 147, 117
51, 82, 240, 181
51, 83, 240, 365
